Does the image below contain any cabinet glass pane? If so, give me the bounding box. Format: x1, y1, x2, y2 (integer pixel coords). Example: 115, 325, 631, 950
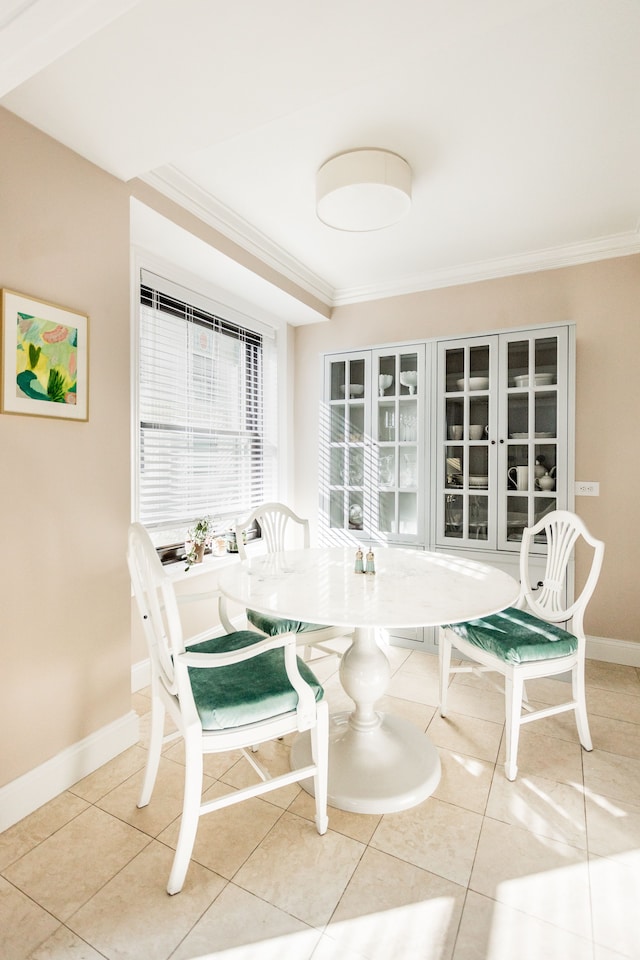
330, 361, 346, 401
347, 359, 365, 397
399, 400, 418, 441
535, 338, 557, 383
400, 446, 418, 487
534, 392, 557, 437
507, 340, 528, 385
445, 446, 463, 488
507, 495, 528, 542
348, 448, 364, 486
534, 444, 557, 490
329, 490, 344, 528
379, 451, 395, 486
446, 348, 464, 392
399, 353, 419, 395
377, 354, 396, 397
469, 397, 489, 440
399, 493, 417, 535
469, 345, 490, 385
470, 495, 489, 541
330, 448, 344, 485
446, 397, 464, 439
378, 402, 395, 441
507, 394, 528, 438
379, 492, 395, 533
469, 446, 488, 487
330, 405, 346, 442
444, 494, 464, 538
348, 493, 364, 530
507, 444, 530, 492
349, 404, 365, 441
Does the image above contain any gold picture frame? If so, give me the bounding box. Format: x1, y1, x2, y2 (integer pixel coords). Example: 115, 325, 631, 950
1, 289, 89, 421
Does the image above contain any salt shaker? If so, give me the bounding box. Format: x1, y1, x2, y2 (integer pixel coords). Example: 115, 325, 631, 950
354, 548, 364, 574
365, 549, 376, 575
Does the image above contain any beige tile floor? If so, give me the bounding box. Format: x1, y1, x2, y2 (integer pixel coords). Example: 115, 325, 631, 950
2, 648, 640, 960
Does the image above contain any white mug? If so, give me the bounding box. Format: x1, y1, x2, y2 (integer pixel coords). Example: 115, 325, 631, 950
449, 424, 463, 440
508, 465, 529, 490
469, 424, 488, 440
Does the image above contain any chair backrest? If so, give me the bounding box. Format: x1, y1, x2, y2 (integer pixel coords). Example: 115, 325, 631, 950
519, 510, 604, 637
235, 502, 310, 560
128, 522, 187, 697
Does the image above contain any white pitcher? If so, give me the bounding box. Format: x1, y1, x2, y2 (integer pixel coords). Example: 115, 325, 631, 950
508, 465, 529, 490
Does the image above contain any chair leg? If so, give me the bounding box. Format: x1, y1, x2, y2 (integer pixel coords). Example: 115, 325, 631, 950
167, 730, 203, 895
138, 693, 165, 808
311, 700, 329, 835
504, 673, 524, 781
573, 660, 593, 751
438, 629, 452, 717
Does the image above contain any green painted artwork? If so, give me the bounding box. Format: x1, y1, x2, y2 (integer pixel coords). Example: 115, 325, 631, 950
15, 312, 78, 405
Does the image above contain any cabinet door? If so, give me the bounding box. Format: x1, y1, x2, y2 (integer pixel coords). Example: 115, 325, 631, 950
436, 336, 499, 547
371, 344, 426, 544
321, 352, 371, 540
498, 327, 569, 551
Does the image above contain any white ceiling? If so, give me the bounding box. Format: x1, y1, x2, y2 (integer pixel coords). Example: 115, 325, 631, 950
2, 0, 640, 316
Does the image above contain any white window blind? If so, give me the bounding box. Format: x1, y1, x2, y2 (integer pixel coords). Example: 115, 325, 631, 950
137, 275, 277, 536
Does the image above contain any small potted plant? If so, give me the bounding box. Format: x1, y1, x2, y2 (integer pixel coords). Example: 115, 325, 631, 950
184, 517, 214, 570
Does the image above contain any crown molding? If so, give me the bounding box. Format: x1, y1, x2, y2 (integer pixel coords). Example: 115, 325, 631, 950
139, 166, 334, 308
140, 166, 640, 311
332, 230, 640, 306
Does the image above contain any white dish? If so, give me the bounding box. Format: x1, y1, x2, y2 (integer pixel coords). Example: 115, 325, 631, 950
340, 384, 364, 397
456, 377, 489, 390
513, 373, 554, 387
510, 432, 555, 439
469, 476, 489, 487
399, 371, 418, 394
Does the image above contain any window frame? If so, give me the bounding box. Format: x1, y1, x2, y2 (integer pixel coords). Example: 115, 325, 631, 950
131, 259, 287, 555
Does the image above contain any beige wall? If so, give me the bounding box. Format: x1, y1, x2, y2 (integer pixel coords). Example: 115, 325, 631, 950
293, 257, 640, 644
0, 109, 132, 787
2, 103, 638, 797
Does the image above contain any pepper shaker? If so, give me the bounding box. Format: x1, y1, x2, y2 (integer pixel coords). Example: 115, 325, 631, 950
354, 548, 364, 574
365, 549, 376, 575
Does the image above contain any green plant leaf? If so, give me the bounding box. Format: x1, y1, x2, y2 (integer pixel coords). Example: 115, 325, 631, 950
28, 344, 41, 369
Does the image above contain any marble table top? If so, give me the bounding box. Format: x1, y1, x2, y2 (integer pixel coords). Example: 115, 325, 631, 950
217, 546, 519, 629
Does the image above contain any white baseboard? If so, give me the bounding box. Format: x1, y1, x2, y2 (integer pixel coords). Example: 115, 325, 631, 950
0, 710, 140, 834
586, 635, 640, 667
131, 658, 151, 692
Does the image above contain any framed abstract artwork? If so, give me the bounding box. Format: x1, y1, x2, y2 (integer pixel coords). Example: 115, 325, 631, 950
1, 290, 89, 421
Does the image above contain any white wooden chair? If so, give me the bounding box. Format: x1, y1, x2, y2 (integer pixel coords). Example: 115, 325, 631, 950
127, 522, 328, 895
234, 502, 352, 661
439, 510, 604, 781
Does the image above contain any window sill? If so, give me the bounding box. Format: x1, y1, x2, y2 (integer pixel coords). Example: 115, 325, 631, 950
163, 551, 241, 582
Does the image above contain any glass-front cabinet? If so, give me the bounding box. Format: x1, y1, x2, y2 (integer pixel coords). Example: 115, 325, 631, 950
436, 326, 571, 553
321, 344, 427, 545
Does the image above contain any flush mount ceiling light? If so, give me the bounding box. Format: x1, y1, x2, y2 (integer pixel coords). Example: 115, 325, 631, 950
316, 148, 412, 232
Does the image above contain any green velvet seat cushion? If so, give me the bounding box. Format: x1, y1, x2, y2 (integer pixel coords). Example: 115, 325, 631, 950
446, 607, 577, 665
186, 630, 323, 731
247, 609, 327, 636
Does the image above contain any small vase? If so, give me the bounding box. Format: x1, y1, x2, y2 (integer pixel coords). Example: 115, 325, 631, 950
194, 542, 206, 563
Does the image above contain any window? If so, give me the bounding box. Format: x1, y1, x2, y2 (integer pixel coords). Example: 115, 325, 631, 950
135, 272, 277, 546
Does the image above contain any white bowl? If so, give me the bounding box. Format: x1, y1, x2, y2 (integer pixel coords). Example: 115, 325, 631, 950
399, 370, 418, 387
513, 373, 554, 387
340, 384, 364, 397
378, 374, 393, 394
456, 377, 489, 390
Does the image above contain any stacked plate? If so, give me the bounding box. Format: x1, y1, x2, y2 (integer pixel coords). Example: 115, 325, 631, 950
513, 373, 554, 387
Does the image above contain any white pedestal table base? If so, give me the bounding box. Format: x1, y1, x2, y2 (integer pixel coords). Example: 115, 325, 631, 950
291, 710, 441, 814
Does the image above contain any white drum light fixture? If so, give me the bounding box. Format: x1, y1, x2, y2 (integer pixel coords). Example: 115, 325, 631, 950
316, 148, 412, 231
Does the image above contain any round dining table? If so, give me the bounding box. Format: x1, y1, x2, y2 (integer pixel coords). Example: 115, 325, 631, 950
217, 546, 519, 814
